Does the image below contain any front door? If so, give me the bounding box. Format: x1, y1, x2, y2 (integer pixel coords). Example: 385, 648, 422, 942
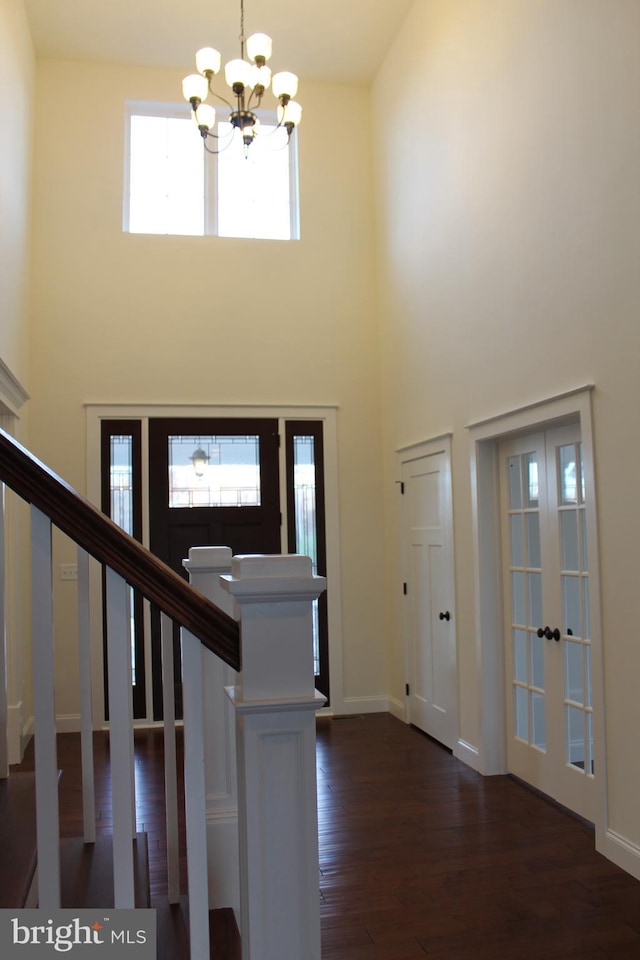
500, 423, 595, 820
148, 417, 281, 718
402, 448, 457, 749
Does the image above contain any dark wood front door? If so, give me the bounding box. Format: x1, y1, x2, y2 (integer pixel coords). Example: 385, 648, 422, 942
148, 417, 281, 717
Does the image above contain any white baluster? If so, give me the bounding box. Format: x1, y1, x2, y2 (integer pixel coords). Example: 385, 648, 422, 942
105, 567, 135, 907
161, 612, 180, 904
0, 483, 8, 780
77, 547, 95, 843
222, 554, 326, 960
183, 547, 239, 920
181, 626, 211, 960
30, 506, 60, 908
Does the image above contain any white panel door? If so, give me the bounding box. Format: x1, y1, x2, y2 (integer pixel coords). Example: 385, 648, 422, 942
402, 449, 457, 749
500, 424, 595, 821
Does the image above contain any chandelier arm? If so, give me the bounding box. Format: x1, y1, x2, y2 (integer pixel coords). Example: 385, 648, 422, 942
207, 79, 234, 109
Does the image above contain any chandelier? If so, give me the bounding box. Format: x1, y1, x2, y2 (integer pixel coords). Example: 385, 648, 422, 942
181, 0, 302, 155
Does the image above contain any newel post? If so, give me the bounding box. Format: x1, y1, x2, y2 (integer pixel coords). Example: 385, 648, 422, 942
222, 554, 326, 960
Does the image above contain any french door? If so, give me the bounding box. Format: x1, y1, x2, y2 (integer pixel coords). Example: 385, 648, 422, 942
500, 423, 595, 821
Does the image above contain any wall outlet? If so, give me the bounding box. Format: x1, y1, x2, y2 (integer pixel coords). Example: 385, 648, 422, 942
60, 563, 78, 581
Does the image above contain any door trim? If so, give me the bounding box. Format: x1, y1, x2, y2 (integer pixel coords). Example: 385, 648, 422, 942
85, 403, 344, 721
467, 386, 609, 850
397, 434, 457, 742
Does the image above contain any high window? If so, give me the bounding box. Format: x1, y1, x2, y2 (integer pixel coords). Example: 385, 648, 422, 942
123, 102, 299, 240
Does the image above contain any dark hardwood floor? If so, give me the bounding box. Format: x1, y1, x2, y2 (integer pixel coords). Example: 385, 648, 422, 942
11, 712, 640, 958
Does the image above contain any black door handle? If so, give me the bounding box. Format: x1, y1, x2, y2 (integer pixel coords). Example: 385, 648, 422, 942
439, 611, 451, 621
537, 625, 560, 641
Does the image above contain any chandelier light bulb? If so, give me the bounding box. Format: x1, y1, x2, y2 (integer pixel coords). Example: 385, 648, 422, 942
272, 71, 298, 101
182, 73, 209, 105
277, 100, 302, 128
195, 103, 216, 131
196, 47, 221, 76
246, 32, 272, 64
250, 64, 271, 92
225, 58, 253, 90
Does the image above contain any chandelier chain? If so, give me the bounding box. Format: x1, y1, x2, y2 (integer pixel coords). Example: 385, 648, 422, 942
239, 0, 245, 56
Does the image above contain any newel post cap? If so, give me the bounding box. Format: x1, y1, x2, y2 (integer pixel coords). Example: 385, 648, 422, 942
182, 545, 233, 574
221, 554, 326, 604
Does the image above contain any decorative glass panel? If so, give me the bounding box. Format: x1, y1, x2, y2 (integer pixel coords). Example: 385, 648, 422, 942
512, 571, 526, 625
567, 705, 585, 769
110, 436, 134, 535
531, 692, 546, 749
508, 456, 522, 509
515, 686, 528, 741
559, 444, 578, 504
510, 515, 524, 567
562, 575, 581, 637
168, 435, 260, 508
526, 513, 541, 568
513, 629, 528, 684
292, 435, 320, 675
530, 632, 545, 690
561, 511, 579, 571
564, 640, 583, 703
523, 453, 539, 508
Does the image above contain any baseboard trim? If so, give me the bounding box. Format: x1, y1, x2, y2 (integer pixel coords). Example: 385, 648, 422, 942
56, 714, 81, 734
387, 697, 406, 722
453, 738, 481, 771
600, 828, 640, 881
340, 696, 390, 715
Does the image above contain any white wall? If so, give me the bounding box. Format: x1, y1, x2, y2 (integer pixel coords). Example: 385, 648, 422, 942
27, 60, 386, 719
374, 0, 640, 865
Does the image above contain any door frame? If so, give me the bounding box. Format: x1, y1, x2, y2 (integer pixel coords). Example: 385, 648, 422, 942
467, 385, 612, 855
398, 434, 458, 741
85, 403, 344, 725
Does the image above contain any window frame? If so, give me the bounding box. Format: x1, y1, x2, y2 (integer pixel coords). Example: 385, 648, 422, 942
123, 99, 300, 240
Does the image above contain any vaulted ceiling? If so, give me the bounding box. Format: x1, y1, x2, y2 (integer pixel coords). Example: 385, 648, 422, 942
24, 0, 413, 85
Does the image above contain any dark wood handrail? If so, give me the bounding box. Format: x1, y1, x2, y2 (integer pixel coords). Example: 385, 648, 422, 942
0, 428, 240, 671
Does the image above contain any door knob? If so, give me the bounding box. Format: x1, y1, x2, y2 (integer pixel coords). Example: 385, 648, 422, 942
439, 611, 451, 621
539, 626, 560, 642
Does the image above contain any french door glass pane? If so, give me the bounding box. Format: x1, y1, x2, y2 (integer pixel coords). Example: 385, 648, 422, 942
167, 435, 260, 508
564, 640, 583, 703
510, 515, 524, 567
561, 511, 579, 571
528, 572, 542, 627
524, 453, 539, 507
532, 692, 546, 749
513, 629, 528, 684
559, 444, 578, 504
562, 575, 581, 637
530, 633, 545, 689
526, 513, 541, 567
508, 457, 522, 509
515, 686, 528, 740
512, 571, 526, 625
567, 705, 585, 768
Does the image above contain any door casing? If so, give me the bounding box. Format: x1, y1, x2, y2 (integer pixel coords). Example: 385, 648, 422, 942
467, 386, 614, 861
85, 402, 344, 723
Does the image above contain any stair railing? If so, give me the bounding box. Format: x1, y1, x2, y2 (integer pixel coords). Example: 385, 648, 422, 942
0, 427, 326, 960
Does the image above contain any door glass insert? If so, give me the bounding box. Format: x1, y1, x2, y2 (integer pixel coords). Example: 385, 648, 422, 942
510, 515, 524, 567
531, 692, 546, 749
559, 444, 578, 504
561, 511, 579, 571
291, 435, 320, 675
524, 453, 539, 507
526, 513, 541, 567
513, 629, 528, 684
508, 456, 522, 509
530, 632, 545, 689
564, 640, 583, 702
167, 435, 260, 508
562, 575, 581, 637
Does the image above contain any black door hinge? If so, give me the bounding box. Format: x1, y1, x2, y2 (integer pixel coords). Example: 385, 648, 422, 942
403, 582, 407, 595
395, 480, 405, 494
405, 683, 410, 696
274, 432, 281, 448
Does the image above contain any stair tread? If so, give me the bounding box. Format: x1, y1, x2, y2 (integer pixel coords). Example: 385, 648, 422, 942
0, 773, 38, 908
60, 833, 150, 909
154, 899, 240, 960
